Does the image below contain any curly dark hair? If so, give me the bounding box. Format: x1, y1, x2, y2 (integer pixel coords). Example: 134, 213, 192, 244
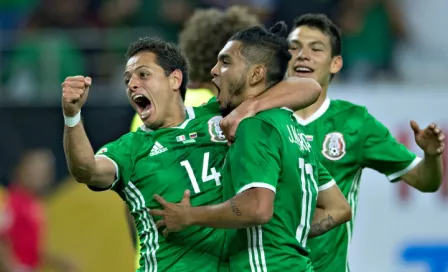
125, 37, 189, 100
230, 21, 292, 88
179, 6, 260, 84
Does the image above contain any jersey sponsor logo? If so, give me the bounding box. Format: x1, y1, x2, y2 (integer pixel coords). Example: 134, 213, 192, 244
287, 125, 311, 152
149, 141, 168, 156
207, 116, 227, 143
322, 132, 346, 160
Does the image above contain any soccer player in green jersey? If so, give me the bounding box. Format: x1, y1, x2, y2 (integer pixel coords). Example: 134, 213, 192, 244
129, 7, 262, 270
61, 36, 322, 271
286, 14, 446, 272
151, 22, 352, 272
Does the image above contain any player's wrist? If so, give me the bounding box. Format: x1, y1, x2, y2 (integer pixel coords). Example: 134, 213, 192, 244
64, 110, 81, 127
184, 207, 198, 227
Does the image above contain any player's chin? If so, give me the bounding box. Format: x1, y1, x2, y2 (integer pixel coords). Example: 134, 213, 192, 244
291, 72, 315, 79
142, 114, 159, 130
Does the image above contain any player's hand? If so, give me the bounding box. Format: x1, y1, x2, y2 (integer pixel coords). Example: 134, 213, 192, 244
411, 121, 445, 156
150, 190, 192, 237
61, 76, 92, 117
220, 97, 257, 145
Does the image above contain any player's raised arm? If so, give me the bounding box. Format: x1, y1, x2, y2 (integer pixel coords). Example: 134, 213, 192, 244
400, 121, 444, 192
259, 77, 322, 111
361, 110, 444, 193
308, 163, 351, 238
220, 77, 321, 142
62, 76, 116, 189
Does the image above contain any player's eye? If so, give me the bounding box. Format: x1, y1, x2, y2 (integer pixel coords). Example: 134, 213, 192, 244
140, 72, 149, 78
289, 45, 299, 50
124, 78, 130, 85
312, 47, 323, 52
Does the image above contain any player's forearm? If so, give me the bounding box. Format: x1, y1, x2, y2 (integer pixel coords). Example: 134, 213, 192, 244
188, 191, 271, 229
253, 77, 321, 112
404, 155, 443, 192
63, 122, 97, 182
308, 207, 351, 238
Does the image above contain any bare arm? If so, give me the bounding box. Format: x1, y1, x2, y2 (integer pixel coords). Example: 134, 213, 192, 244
62, 76, 117, 189
220, 77, 321, 141
401, 155, 443, 193
63, 123, 117, 189
253, 77, 321, 112
187, 188, 275, 229
309, 185, 352, 238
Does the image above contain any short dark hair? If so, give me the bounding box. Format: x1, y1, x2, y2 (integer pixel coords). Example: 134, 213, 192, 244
179, 6, 261, 83
229, 21, 291, 88
125, 37, 189, 100
293, 13, 342, 57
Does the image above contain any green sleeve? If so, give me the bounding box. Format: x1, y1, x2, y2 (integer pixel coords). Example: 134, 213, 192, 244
361, 110, 421, 181
316, 161, 336, 192
226, 118, 281, 194
92, 134, 135, 192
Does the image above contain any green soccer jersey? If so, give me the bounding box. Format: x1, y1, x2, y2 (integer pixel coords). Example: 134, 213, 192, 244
296, 98, 420, 272
222, 108, 336, 272
94, 102, 229, 272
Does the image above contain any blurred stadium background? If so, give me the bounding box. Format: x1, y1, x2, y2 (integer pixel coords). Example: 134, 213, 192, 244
0, 0, 447, 271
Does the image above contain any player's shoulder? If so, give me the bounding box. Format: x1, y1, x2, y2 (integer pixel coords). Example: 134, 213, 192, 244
330, 99, 369, 119
114, 131, 145, 145
240, 108, 292, 131
192, 97, 219, 116
254, 107, 293, 123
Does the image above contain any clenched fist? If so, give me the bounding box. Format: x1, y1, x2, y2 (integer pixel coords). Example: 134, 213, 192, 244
61, 76, 92, 117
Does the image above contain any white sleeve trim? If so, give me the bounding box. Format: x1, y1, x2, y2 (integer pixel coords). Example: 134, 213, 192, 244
94, 154, 120, 188
319, 179, 336, 192
237, 182, 276, 195
387, 156, 422, 181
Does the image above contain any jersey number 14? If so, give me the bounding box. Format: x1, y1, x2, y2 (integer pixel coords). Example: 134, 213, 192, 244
180, 152, 221, 193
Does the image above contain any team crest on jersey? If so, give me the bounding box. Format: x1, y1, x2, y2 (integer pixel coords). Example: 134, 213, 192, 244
207, 116, 227, 143
322, 132, 346, 160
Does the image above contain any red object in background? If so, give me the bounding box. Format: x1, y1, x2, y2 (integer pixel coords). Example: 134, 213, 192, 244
0, 185, 45, 269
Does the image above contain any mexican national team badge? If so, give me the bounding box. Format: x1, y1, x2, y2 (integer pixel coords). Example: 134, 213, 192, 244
322, 132, 346, 160
207, 116, 227, 143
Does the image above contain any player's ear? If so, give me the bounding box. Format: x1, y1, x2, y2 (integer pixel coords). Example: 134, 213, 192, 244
330, 55, 343, 74
169, 69, 183, 91
249, 65, 266, 86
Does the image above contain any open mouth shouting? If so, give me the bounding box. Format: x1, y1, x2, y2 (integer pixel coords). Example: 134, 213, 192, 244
132, 94, 152, 120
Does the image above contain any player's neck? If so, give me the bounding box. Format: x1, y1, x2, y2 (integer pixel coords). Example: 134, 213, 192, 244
188, 82, 218, 96
162, 97, 187, 128
295, 87, 328, 120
